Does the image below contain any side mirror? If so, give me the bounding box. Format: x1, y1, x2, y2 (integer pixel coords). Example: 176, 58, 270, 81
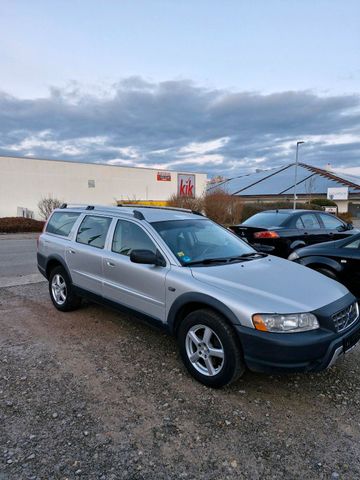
130, 249, 166, 267
347, 222, 354, 230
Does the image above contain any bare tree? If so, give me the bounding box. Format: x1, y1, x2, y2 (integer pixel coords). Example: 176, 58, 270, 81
38, 195, 62, 220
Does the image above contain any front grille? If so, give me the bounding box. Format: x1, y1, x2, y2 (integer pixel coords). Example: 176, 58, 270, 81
332, 302, 359, 332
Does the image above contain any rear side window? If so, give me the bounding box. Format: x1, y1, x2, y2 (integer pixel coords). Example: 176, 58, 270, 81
76, 215, 112, 249
298, 213, 321, 230
46, 212, 80, 237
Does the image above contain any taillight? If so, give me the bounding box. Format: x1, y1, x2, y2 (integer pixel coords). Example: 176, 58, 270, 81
254, 231, 279, 239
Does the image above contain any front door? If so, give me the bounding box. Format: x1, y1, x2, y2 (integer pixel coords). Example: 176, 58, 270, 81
317, 213, 351, 241
102, 219, 170, 322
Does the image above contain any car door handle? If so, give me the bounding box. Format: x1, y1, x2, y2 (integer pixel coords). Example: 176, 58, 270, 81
106, 260, 115, 267
68, 249, 76, 254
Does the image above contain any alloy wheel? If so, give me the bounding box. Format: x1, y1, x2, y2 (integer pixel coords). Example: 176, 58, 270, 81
51, 274, 67, 305
185, 324, 225, 376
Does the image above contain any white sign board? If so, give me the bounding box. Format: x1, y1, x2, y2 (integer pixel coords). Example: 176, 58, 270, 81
325, 206, 337, 214
327, 187, 348, 200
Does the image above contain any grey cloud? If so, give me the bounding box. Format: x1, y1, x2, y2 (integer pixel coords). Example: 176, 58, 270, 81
0, 78, 359, 177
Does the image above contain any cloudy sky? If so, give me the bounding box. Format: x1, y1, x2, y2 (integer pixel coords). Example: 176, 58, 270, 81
1, 0, 359, 177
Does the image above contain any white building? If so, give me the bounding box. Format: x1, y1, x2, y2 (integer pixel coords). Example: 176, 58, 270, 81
0, 156, 207, 219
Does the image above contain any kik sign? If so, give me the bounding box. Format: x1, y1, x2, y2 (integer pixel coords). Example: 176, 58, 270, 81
178, 174, 195, 197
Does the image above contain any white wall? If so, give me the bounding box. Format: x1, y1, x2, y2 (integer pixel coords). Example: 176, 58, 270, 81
0, 156, 207, 219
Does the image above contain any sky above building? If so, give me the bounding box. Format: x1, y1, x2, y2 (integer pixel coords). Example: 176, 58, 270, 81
0, 0, 359, 177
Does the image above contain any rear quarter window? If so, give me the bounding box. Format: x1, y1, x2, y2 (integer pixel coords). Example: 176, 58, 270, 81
46, 212, 80, 237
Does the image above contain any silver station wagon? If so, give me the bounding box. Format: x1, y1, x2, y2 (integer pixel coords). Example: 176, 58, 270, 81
37, 205, 360, 388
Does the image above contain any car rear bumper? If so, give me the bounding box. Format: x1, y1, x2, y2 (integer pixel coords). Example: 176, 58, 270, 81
234, 316, 360, 374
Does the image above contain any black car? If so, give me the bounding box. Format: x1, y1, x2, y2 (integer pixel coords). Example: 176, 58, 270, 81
230, 209, 356, 258
289, 233, 360, 297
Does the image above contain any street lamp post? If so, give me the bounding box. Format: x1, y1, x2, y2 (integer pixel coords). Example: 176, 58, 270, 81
293, 141, 305, 210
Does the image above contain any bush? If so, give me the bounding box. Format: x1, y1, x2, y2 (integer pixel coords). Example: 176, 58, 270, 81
310, 198, 337, 207
338, 212, 353, 223
167, 192, 329, 225
168, 189, 244, 225
38, 196, 62, 220
167, 194, 204, 212
204, 189, 243, 225
0, 217, 45, 233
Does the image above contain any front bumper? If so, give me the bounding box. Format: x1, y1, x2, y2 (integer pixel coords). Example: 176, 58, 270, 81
235, 295, 360, 373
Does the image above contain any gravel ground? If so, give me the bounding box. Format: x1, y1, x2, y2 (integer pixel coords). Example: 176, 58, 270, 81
1, 282, 360, 480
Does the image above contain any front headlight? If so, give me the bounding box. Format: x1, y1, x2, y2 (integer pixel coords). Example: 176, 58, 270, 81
252, 313, 319, 333
288, 251, 299, 261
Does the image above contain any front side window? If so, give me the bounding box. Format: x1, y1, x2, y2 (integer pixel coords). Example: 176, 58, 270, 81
112, 220, 157, 256
344, 238, 360, 249
319, 214, 344, 230
46, 212, 80, 237
151, 219, 254, 265
76, 215, 112, 249
299, 213, 321, 230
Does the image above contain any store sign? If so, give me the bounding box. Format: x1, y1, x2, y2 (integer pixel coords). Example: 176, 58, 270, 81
157, 171, 171, 181
178, 174, 195, 197
327, 187, 348, 200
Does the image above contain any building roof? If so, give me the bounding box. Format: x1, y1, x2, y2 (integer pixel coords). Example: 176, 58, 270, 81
208, 163, 360, 197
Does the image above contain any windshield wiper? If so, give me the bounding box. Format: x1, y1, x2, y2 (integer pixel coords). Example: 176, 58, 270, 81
236, 252, 268, 258
183, 257, 231, 266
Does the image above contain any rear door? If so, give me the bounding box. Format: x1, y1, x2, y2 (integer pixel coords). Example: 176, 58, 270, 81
65, 214, 113, 294
296, 213, 324, 246
102, 219, 170, 321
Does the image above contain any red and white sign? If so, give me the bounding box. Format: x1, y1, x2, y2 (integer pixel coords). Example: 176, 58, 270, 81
157, 171, 171, 181
178, 174, 195, 197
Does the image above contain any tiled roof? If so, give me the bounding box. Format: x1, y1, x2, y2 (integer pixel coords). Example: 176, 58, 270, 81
208, 163, 360, 196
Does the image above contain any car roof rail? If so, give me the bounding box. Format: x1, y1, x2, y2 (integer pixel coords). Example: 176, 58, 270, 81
133, 210, 145, 220
117, 204, 204, 215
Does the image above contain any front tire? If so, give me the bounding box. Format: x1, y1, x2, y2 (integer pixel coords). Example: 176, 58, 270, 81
49, 266, 81, 311
177, 309, 245, 388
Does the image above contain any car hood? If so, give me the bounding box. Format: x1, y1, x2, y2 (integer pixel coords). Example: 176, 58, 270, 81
190, 255, 349, 313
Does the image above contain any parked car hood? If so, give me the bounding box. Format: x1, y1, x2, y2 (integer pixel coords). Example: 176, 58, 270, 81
190, 255, 349, 313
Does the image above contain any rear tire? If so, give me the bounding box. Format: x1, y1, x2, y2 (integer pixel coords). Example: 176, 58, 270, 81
177, 309, 245, 388
49, 266, 81, 311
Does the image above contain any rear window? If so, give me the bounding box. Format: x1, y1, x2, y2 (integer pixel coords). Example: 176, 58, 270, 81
243, 212, 291, 228
46, 212, 80, 237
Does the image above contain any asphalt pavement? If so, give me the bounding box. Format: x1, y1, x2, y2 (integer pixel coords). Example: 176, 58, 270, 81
0, 233, 44, 287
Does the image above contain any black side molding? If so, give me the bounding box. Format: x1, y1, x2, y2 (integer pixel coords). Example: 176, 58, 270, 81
167, 292, 240, 334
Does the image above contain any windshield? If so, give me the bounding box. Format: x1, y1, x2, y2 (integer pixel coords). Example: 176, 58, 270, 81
243, 212, 291, 228
151, 219, 255, 265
